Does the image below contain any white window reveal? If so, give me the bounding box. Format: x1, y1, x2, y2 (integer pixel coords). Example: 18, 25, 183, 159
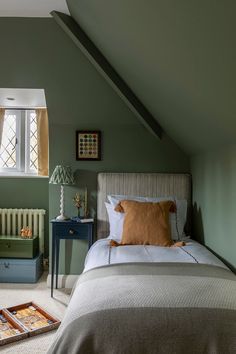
0, 110, 39, 175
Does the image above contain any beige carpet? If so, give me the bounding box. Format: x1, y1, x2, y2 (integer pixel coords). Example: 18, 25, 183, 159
0, 273, 71, 353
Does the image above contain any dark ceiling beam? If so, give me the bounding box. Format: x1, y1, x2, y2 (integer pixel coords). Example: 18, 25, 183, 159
51, 11, 163, 139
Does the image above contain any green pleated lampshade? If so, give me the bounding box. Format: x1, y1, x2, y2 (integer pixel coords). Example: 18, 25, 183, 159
49, 165, 75, 185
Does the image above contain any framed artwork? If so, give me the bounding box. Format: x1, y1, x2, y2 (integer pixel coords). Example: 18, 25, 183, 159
76, 130, 101, 161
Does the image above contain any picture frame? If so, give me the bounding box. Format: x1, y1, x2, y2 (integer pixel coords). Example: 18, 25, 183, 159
76, 130, 101, 161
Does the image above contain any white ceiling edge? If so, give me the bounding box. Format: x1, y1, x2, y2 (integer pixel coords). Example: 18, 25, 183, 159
0, 0, 69, 17
0, 88, 47, 108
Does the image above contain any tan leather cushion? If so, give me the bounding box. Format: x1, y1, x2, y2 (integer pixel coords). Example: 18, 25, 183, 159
114, 200, 176, 246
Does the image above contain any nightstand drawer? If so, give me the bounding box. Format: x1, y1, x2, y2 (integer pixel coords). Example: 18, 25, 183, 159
53, 223, 90, 239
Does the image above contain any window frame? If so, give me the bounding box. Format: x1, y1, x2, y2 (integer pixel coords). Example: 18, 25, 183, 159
0, 109, 41, 177
25, 110, 38, 175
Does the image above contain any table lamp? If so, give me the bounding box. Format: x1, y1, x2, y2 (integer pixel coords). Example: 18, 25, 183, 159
49, 165, 75, 220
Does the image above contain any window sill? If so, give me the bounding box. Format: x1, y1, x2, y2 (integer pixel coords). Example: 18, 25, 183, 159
0, 173, 49, 179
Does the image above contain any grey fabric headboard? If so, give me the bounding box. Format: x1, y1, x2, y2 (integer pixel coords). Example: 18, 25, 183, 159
97, 173, 192, 239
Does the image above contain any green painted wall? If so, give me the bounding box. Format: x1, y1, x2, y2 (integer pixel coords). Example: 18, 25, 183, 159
0, 18, 189, 275
191, 144, 236, 270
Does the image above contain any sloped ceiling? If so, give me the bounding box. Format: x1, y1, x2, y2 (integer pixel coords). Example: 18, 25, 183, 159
66, 0, 236, 155
0, 0, 69, 17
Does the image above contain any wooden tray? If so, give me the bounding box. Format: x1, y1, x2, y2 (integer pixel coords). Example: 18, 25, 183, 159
0, 309, 28, 346
6, 302, 60, 337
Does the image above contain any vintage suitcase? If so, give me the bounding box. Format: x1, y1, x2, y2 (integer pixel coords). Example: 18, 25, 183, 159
0, 253, 43, 283
0, 235, 39, 258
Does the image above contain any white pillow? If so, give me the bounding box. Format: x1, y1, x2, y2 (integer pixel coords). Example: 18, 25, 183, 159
107, 195, 187, 240
105, 202, 124, 240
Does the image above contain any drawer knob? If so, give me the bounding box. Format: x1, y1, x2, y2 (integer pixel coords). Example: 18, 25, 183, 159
69, 229, 75, 235
5, 243, 11, 248
4, 263, 9, 268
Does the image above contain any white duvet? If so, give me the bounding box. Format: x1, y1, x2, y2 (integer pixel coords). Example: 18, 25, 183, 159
84, 237, 227, 272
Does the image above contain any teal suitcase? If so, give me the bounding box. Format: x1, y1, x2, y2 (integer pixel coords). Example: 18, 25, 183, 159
0, 235, 39, 259
0, 253, 43, 283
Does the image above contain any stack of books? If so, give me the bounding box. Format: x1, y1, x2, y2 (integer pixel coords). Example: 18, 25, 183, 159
71, 217, 94, 223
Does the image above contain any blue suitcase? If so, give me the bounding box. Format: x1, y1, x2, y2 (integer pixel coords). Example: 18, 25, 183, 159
0, 253, 43, 283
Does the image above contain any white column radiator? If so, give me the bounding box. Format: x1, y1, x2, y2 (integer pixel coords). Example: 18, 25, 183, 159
0, 208, 46, 254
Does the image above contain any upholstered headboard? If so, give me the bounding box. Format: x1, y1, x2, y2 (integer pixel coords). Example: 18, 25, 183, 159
97, 173, 192, 239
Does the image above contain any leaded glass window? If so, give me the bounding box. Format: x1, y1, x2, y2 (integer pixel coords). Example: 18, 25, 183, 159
28, 111, 38, 172
0, 109, 39, 174
0, 111, 19, 169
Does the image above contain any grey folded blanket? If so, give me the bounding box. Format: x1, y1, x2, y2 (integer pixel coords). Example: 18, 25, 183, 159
48, 263, 236, 354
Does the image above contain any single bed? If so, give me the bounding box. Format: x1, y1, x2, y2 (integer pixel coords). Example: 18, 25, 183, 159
48, 173, 236, 354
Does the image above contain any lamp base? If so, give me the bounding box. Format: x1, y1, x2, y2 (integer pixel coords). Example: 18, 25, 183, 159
56, 214, 69, 221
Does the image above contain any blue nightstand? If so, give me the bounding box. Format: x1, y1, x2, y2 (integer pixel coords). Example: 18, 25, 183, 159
50, 219, 93, 297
